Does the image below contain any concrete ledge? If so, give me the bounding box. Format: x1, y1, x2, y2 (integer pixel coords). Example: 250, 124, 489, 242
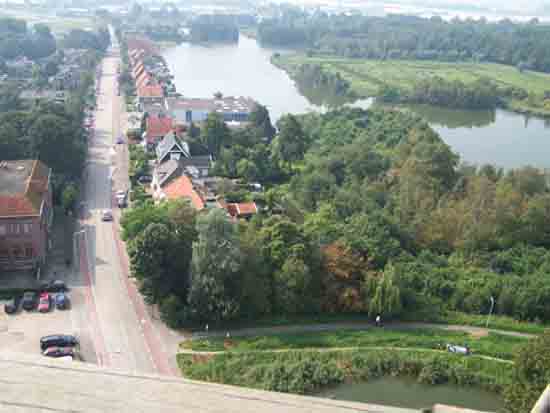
0, 351, 417, 413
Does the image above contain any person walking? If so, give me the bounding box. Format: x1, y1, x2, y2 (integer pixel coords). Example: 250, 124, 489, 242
375, 314, 382, 327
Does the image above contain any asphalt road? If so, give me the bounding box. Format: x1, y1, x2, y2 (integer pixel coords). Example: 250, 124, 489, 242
79, 49, 157, 374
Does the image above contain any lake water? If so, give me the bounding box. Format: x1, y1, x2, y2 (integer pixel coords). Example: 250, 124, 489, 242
163, 36, 550, 169
317, 376, 504, 412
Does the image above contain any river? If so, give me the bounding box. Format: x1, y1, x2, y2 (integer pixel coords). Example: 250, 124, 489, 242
317, 376, 504, 412
163, 36, 550, 169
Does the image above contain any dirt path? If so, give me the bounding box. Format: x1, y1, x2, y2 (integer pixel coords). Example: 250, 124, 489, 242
178, 345, 513, 364
188, 321, 535, 341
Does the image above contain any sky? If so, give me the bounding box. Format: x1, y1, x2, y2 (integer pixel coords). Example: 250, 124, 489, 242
280, 0, 550, 18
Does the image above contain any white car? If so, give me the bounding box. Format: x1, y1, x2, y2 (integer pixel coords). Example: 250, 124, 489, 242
101, 209, 113, 221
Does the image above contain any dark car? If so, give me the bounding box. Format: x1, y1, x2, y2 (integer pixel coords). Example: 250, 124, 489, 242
4, 296, 21, 314
55, 292, 69, 310
43, 346, 75, 358
40, 334, 79, 351
41, 280, 67, 293
137, 175, 152, 184
22, 291, 37, 311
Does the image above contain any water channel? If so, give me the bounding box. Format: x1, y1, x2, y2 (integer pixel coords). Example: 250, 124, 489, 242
163, 36, 550, 169
317, 376, 504, 412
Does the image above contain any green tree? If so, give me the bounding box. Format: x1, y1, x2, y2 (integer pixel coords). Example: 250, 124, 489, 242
29, 114, 84, 178
201, 112, 230, 157
249, 104, 276, 140
273, 114, 307, 170
61, 183, 78, 215
504, 330, 550, 412
366, 264, 403, 319
129, 223, 178, 305
187, 209, 242, 323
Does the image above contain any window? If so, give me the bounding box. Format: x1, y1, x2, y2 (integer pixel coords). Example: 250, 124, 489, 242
12, 246, 23, 258
0, 225, 6, 236
23, 223, 32, 234
0, 248, 8, 258
25, 245, 34, 258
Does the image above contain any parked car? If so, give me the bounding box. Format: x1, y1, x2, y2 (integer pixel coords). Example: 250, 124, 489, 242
55, 292, 69, 310
117, 197, 127, 209
38, 293, 51, 313
4, 296, 21, 314
43, 346, 75, 358
22, 291, 37, 311
101, 209, 113, 221
137, 175, 152, 184
41, 280, 67, 293
40, 334, 79, 351
446, 344, 471, 355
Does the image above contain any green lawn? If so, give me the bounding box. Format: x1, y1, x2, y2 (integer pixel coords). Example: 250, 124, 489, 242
181, 328, 527, 361
0, 10, 97, 36
273, 54, 550, 116
178, 349, 513, 395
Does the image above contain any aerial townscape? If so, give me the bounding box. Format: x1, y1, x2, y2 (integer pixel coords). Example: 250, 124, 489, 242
3, 0, 550, 412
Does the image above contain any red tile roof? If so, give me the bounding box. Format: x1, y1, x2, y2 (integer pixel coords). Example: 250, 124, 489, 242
163, 175, 205, 210
0, 160, 50, 218
138, 83, 163, 98
146, 115, 173, 144
225, 202, 258, 218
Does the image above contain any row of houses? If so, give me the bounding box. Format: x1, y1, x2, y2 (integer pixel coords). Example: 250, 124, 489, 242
4, 48, 97, 107
126, 40, 260, 221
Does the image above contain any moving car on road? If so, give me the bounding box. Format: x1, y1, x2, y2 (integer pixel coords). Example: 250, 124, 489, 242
22, 291, 37, 311
40, 334, 79, 351
4, 296, 20, 314
38, 293, 51, 313
137, 175, 152, 185
101, 209, 113, 221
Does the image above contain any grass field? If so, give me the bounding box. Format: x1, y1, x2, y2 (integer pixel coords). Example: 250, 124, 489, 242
0, 9, 97, 37
273, 54, 550, 116
181, 328, 527, 361
178, 349, 513, 395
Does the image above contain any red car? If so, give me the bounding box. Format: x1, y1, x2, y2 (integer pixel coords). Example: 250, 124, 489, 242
38, 293, 51, 313
42, 346, 74, 358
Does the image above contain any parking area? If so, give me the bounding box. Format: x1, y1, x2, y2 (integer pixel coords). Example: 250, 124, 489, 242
0, 287, 96, 362
0, 211, 97, 364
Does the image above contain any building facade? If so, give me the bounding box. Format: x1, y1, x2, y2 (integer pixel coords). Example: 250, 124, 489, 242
0, 160, 53, 271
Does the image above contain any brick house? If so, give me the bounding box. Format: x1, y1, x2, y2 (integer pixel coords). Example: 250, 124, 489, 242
0, 160, 53, 271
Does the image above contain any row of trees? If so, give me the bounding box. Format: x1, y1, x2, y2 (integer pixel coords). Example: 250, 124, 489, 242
190, 15, 239, 43
0, 18, 56, 60
380, 77, 501, 109
61, 28, 111, 52
124, 104, 550, 328
259, 12, 550, 72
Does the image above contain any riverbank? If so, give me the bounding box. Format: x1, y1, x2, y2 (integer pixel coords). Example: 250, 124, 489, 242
272, 54, 550, 118
178, 348, 512, 396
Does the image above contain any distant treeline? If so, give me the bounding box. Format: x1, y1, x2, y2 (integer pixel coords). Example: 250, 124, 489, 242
294, 64, 353, 97
190, 15, 239, 43
0, 17, 56, 60
379, 77, 529, 110
258, 12, 550, 72
61, 27, 111, 52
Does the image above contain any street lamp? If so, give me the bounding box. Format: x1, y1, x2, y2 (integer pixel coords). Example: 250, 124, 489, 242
486, 295, 495, 328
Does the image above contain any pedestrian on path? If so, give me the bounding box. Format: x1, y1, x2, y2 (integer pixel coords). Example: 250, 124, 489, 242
375, 314, 382, 327
205, 324, 209, 333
